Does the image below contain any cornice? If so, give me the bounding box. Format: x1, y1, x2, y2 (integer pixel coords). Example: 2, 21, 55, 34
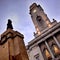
28, 22, 60, 48
0, 30, 24, 45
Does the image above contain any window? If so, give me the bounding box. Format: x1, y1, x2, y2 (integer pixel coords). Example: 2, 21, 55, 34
34, 54, 40, 60
43, 48, 52, 60
53, 45, 60, 55
45, 49, 51, 59
36, 16, 48, 31
36, 16, 41, 21
51, 43, 60, 57
36, 16, 43, 28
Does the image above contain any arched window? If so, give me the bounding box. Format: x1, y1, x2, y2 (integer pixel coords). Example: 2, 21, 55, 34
51, 43, 60, 57
43, 48, 52, 60
36, 16, 44, 29
53, 45, 60, 54
36, 16, 48, 31
36, 16, 42, 21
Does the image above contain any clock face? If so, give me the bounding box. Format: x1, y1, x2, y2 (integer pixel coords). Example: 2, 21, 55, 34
33, 9, 37, 13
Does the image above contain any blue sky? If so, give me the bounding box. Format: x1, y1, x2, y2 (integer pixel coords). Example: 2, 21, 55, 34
0, 0, 60, 45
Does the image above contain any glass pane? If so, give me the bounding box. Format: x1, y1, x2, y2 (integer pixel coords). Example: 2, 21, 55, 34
53, 45, 60, 54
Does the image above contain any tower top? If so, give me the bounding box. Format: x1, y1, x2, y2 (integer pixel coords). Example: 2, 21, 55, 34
30, 3, 43, 14
30, 3, 37, 10
7, 19, 13, 30
29, 3, 51, 37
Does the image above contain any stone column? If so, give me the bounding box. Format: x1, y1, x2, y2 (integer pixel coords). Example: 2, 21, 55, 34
45, 41, 54, 59
53, 36, 60, 48
38, 46, 44, 60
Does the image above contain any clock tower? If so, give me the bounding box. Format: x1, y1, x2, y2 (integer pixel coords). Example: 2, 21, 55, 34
30, 3, 51, 36
27, 3, 60, 60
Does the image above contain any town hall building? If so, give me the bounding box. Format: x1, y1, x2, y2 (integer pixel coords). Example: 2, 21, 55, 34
27, 3, 60, 60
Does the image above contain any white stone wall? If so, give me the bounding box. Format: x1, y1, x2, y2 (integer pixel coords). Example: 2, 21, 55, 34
27, 45, 44, 60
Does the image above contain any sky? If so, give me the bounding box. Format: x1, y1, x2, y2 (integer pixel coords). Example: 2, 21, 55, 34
0, 0, 60, 45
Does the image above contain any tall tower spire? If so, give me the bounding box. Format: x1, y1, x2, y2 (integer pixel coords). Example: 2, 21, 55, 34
29, 3, 51, 36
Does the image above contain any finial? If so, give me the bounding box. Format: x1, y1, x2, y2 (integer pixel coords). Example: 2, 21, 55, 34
7, 19, 13, 29
53, 19, 57, 22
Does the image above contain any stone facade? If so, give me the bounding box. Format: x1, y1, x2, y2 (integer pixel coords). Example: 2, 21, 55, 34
27, 3, 60, 60
0, 20, 29, 60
